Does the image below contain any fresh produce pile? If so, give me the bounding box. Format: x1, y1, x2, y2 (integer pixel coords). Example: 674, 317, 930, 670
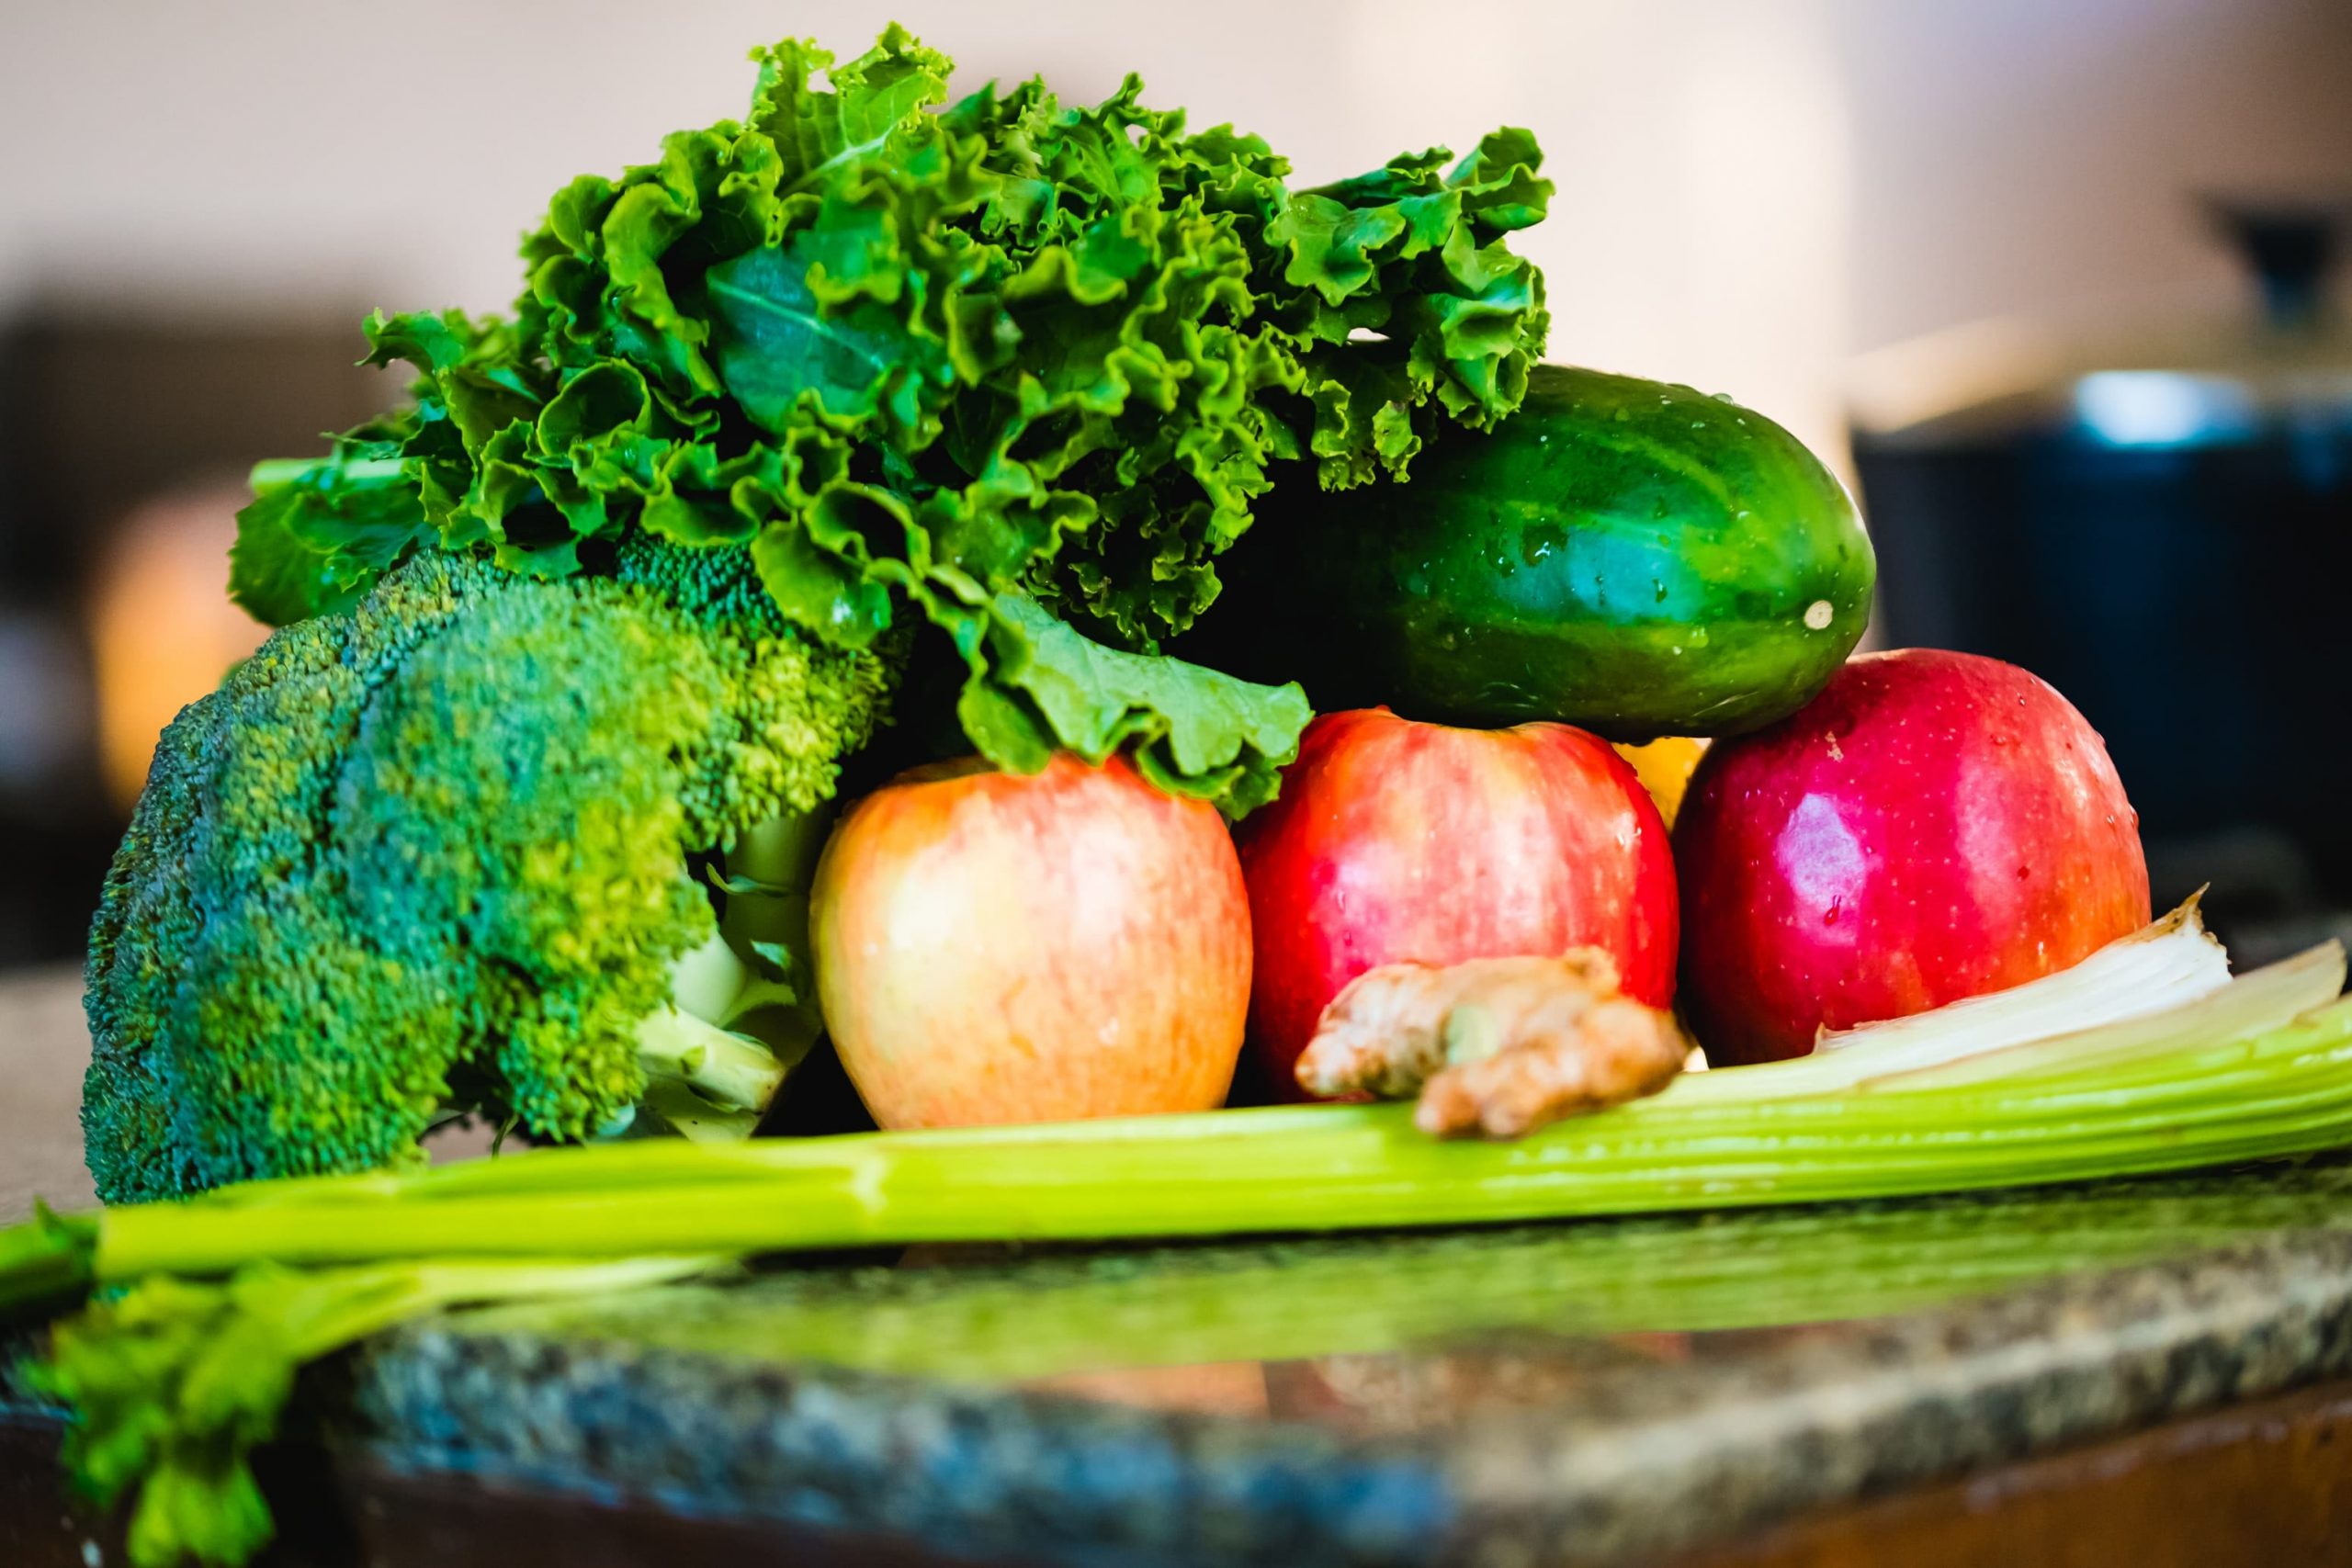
9, 22, 2349, 1568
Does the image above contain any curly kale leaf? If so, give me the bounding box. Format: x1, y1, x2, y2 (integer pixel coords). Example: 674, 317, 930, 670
959, 593, 1311, 819
230, 24, 1545, 808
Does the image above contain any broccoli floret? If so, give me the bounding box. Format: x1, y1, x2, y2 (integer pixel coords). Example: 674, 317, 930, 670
82, 546, 898, 1203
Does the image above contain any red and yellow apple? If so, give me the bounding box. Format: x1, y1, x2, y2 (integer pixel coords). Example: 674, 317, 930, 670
1674, 649, 2150, 1066
1237, 708, 1679, 1099
809, 752, 1251, 1129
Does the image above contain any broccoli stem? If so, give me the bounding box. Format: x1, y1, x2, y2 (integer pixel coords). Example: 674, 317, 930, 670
621, 805, 839, 1144
718, 807, 834, 959
632, 1006, 801, 1141
665, 929, 798, 1029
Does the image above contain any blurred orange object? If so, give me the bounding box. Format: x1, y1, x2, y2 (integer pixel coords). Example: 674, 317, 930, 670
88, 482, 269, 808
1612, 736, 1710, 829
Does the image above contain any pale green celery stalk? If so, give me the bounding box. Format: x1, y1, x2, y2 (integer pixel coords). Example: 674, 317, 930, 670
1865, 951, 2348, 1091
277, 994, 2352, 1172
178, 1101, 1380, 1211
1870, 995, 2352, 1104
84, 1005, 2352, 1280
93, 1101, 2352, 1280
1814, 897, 2232, 1057
1667, 905, 2273, 1107
157, 993, 2352, 1223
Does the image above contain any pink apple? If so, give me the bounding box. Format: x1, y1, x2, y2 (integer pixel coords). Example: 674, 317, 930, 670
810, 752, 1251, 1129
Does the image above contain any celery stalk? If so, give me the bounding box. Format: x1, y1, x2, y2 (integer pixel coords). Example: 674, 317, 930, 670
79, 999, 2352, 1280
1867, 947, 2348, 1091
1665, 900, 2285, 1105
1814, 896, 2233, 1061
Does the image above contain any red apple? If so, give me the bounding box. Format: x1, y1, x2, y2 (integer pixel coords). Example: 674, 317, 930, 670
810, 752, 1251, 1129
1675, 649, 2149, 1066
1238, 708, 1679, 1098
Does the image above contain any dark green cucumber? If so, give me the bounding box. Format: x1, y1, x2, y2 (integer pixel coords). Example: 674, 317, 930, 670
1236, 365, 1874, 739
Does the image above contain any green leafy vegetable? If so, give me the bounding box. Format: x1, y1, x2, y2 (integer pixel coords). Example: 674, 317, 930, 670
228, 456, 425, 627
20, 1257, 716, 1568
233, 22, 1546, 795
958, 593, 1314, 818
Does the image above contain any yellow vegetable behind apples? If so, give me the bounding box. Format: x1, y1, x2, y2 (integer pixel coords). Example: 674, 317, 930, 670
1613, 737, 1709, 829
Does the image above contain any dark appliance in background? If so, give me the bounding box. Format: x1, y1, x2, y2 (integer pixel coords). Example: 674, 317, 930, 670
1853, 202, 2352, 964
0, 313, 393, 967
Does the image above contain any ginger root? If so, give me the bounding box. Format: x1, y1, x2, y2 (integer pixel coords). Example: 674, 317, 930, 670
1295, 948, 1690, 1139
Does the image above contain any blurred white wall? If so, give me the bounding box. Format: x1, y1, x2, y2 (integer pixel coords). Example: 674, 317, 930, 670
4, 0, 2347, 464
1837, 0, 2352, 351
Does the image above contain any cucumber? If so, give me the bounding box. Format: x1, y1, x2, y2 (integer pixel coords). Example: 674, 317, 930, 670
1221, 365, 1874, 739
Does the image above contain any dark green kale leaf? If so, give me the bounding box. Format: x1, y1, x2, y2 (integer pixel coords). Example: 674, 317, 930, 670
230, 23, 1552, 812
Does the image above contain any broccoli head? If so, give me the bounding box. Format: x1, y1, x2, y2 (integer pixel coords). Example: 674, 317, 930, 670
82, 544, 898, 1203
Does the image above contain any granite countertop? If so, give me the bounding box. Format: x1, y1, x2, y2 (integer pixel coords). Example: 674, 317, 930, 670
347, 1160, 2352, 1566
10, 965, 2352, 1564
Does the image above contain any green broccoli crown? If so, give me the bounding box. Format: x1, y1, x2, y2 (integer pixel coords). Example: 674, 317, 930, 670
82, 547, 896, 1203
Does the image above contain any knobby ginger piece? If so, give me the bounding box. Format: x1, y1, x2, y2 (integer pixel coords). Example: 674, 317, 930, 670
1295, 948, 1689, 1139
1295, 950, 1624, 1099
1416, 992, 1689, 1139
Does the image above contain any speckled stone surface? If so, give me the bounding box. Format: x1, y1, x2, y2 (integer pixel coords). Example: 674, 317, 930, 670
336, 1156, 2352, 1567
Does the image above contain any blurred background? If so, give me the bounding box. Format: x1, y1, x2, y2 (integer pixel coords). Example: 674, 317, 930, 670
2, 0, 2349, 968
